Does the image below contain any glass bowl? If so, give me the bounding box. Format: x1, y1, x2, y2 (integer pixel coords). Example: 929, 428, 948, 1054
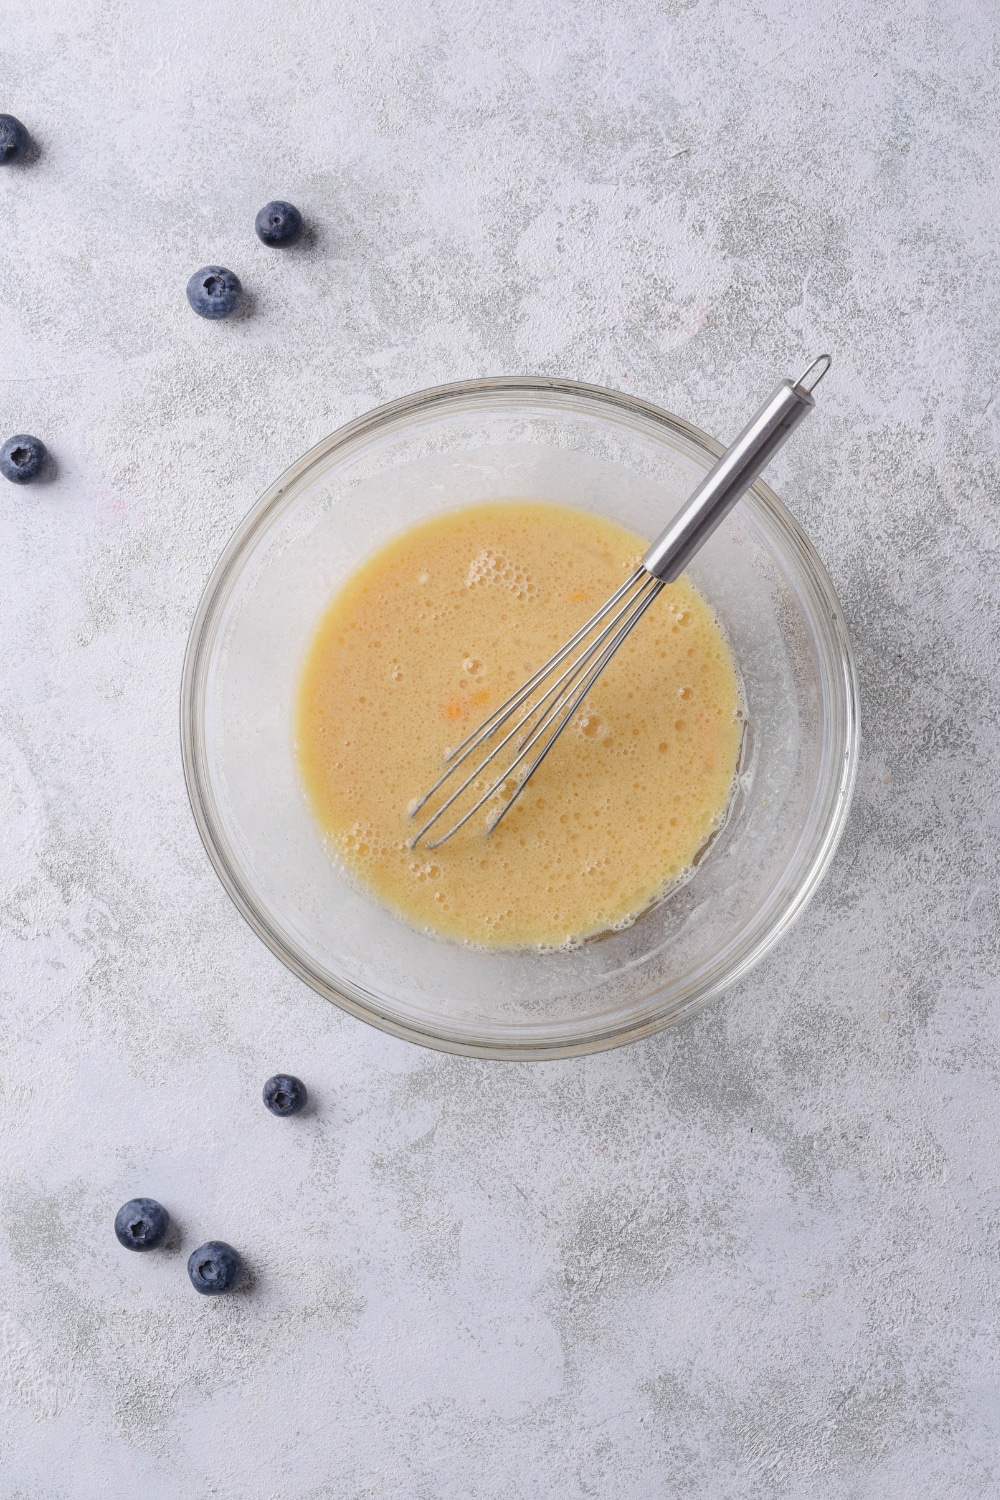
181, 377, 858, 1059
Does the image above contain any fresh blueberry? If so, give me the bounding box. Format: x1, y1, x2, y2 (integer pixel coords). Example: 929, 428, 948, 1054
186, 265, 242, 319
115, 1198, 170, 1251
254, 200, 303, 247
0, 115, 29, 164
188, 1241, 243, 1295
1, 434, 47, 484
262, 1074, 307, 1116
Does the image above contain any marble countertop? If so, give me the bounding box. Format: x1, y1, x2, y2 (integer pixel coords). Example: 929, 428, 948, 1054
2, 0, 998, 1494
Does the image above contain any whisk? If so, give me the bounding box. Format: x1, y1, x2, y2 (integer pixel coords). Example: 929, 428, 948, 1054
409, 356, 831, 850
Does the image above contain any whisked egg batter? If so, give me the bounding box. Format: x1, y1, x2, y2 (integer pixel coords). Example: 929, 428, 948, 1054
296, 501, 743, 949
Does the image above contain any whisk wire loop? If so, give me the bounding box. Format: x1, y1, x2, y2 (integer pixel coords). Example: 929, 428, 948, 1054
406, 568, 647, 823
477, 573, 666, 843
410, 568, 662, 850
409, 570, 653, 846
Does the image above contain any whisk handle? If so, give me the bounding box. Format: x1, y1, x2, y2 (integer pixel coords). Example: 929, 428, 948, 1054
641, 355, 830, 582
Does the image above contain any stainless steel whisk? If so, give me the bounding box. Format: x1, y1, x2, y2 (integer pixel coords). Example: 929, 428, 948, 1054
409, 356, 831, 850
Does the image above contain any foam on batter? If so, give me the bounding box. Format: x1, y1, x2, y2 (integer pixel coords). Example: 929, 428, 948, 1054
296, 500, 743, 949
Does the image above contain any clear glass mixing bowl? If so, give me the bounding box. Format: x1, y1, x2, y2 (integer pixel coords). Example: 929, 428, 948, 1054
181, 377, 858, 1059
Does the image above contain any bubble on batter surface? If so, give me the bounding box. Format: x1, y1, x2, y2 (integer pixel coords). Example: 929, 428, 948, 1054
466, 548, 538, 601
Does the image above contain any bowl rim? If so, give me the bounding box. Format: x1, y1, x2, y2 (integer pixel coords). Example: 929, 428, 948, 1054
180, 374, 859, 1059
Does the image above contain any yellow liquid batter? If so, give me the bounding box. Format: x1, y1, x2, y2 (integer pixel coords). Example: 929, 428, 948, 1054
296, 501, 743, 949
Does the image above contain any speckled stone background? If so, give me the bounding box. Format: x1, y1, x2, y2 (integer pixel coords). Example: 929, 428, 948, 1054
2, 0, 999, 1495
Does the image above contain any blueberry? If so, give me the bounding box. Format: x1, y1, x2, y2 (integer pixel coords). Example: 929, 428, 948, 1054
188, 1240, 243, 1295
1, 434, 47, 484
255, 200, 303, 247
0, 115, 29, 164
115, 1198, 170, 1251
186, 265, 242, 319
262, 1074, 307, 1116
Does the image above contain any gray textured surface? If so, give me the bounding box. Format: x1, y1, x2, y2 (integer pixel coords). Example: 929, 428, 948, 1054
1, 0, 999, 1494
